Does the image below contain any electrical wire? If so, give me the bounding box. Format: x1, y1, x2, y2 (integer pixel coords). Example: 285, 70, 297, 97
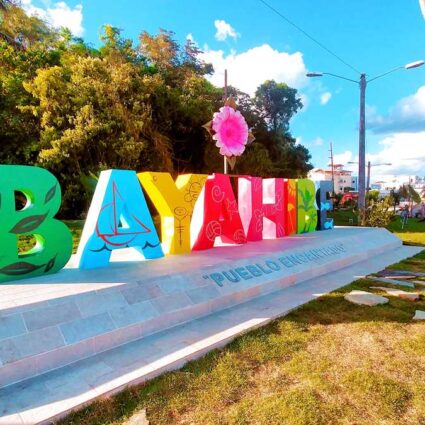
257, 0, 361, 75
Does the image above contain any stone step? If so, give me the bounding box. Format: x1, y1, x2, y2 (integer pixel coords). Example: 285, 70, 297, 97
0, 227, 404, 390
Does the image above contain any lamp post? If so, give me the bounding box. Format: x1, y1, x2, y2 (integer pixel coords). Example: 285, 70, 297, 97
307, 60, 424, 224
348, 161, 392, 197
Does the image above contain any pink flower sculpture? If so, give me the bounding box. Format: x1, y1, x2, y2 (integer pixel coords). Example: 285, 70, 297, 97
212, 106, 249, 157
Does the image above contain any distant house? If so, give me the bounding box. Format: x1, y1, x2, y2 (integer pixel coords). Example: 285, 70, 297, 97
309, 165, 358, 194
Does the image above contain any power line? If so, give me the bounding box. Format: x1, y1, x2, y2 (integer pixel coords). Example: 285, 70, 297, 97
257, 0, 361, 75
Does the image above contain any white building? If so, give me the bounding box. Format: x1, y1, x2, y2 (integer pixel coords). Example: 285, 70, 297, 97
309, 165, 358, 194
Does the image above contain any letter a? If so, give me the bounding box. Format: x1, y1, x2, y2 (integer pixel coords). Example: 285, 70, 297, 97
191, 174, 246, 250
76, 170, 163, 269
0, 165, 72, 283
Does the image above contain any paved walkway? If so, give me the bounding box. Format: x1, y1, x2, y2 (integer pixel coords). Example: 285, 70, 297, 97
0, 245, 420, 425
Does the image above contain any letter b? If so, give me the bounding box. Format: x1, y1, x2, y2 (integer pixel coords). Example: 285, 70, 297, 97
0, 166, 72, 282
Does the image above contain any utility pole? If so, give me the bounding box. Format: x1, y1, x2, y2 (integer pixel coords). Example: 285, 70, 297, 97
307, 61, 424, 226
329, 142, 335, 196
223, 69, 228, 175
366, 160, 371, 199
358, 73, 367, 224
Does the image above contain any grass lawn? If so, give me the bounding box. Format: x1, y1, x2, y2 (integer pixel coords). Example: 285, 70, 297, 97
18, 220, 84, 254
328, 209, 358, 226
329, 210, 425, 246
387, 216, 425, 246
58, 250, 425, 425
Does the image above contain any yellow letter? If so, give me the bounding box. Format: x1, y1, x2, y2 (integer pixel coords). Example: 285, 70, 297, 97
138, 172, 208, 254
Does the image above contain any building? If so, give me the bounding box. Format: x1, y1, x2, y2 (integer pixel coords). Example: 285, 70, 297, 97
411, 176, 425, 195
309, 165, 358, 194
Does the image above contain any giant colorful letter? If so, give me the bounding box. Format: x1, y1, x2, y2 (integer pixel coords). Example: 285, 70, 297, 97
191, 173, 246, 250
0, 165, 72, 283
138, 172, 207, 254
297, 179, 318, 234
75, 170, 163, 268
315, 180, 334, 230
286, 179, 297, 235
238, 177, 286, 241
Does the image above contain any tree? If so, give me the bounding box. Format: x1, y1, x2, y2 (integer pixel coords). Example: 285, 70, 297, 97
389, 188, 401, 213
366, 190, 380, 203
252, 80, 311, 177
0, 1, 314, 217
0, 1, 57, 48
399, 184, 421, 203
254, 80, 303, 133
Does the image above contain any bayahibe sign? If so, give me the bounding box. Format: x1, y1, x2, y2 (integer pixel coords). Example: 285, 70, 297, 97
0, 165, 334, 284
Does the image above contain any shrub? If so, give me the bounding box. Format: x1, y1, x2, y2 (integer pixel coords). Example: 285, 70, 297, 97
363, 198, 395, 227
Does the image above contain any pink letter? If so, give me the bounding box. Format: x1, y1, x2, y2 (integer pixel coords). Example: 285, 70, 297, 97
191, 174, 246, 250
238, 177, 287, 241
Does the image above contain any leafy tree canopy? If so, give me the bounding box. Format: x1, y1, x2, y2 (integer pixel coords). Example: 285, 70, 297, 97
0, 3, 312, 217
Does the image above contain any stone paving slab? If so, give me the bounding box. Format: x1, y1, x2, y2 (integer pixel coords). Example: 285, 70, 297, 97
0, 244, 421, 425
413, 310, 425, 320
370, 286, 420, 301
344, 290, 389, 306
367, 276, 415, 288
377, 270, 420, 278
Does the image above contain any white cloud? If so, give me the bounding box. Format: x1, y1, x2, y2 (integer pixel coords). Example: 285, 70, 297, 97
320, 91, 332, 105
214, 19, 239, 41
313, 137, 324, 146
420, 0, 425, 20
367, 85, 425, 134
332, 132, 425, 184
22, 0, 84, 36
333, 150, 357, 169
367, 132, 425, 176
200, 44, 308, 96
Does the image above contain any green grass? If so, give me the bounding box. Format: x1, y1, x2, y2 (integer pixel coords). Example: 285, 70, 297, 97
58, 250, 425, 425
18, 220, 84, 254
386, 216, 425, 246
329, 210, 425, 246
328, 209, 358, 226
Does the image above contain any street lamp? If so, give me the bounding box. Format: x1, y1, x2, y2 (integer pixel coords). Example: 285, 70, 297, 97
348, 161, 392, 195
307, 60, 424, 224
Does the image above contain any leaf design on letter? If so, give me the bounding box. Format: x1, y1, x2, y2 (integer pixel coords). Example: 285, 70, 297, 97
44, 184, 57, 204
0, 261, 45, 276
9, 213, 47, 234
44, 256, 56, 272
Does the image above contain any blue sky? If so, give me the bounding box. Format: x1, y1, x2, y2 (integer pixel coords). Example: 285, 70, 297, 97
23, 0, 425, 183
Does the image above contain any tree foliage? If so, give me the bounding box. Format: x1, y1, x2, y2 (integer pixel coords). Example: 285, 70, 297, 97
0, 4, 312, 217
399, 184, 421, 204
364, 198, 395, 228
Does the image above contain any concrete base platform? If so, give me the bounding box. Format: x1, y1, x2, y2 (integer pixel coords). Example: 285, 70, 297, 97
0, 242, 421, 425
0, 227, 423, 424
